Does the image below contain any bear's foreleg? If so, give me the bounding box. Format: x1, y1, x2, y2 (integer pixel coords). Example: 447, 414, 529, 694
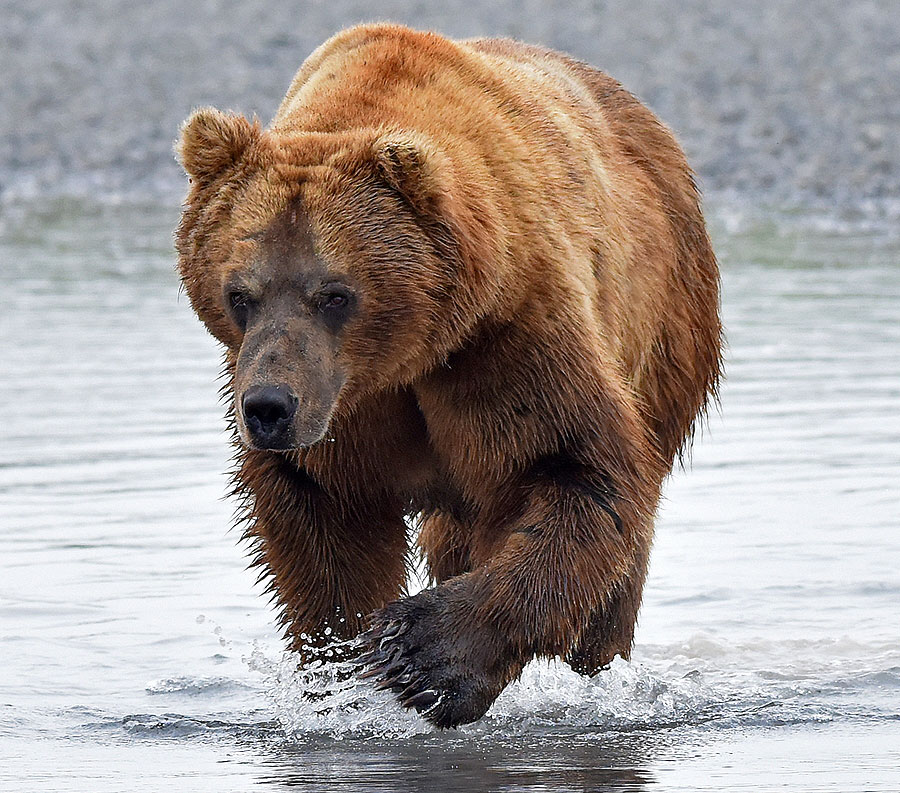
237, 449, 409, 657
362, 453, 655, 728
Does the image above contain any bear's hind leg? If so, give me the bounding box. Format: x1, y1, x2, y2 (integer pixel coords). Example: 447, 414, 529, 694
417, 512, 472, 584
565, 544, 650, 674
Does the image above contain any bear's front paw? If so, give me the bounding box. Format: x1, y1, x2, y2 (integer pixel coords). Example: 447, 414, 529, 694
358, 585, 520, 728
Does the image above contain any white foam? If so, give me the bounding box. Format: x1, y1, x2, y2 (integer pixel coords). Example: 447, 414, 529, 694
247, 640, 733, 739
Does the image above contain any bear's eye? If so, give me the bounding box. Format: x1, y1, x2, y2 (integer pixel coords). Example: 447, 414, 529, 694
317, 285, 354, 313
322, 293, 348, 309
316, 285, 355, 331
227, 290, 255, 330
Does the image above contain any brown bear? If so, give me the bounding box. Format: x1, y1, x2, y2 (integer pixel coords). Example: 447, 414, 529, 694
175, 23, 721, 729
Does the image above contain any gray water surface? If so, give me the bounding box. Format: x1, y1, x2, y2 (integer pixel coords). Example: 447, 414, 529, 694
1, 201, 898, 791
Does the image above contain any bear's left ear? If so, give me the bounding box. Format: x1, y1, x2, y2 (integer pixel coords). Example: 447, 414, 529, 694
372, 133, 452, 221
372, 132, 499, 273
176, 107, 259, 183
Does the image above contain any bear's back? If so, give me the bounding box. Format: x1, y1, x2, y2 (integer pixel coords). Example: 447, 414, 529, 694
273, 24, 721, 465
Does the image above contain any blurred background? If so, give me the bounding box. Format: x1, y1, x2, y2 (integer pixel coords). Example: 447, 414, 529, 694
1, 0, 898, 207
1, 3, 899, 792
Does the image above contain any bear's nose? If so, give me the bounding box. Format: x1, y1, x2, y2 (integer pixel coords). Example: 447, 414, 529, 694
242, 385, 298, 449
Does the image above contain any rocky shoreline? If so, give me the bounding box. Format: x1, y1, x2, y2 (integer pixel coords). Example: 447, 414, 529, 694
2, 0, 897, 209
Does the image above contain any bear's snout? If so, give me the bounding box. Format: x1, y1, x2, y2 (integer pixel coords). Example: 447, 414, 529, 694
242, 384, 298, 449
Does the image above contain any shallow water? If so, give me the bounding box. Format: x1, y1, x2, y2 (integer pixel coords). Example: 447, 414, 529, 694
1, 200, 898, 791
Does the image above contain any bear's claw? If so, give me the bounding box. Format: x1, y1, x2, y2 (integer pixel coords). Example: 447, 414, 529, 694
358, 587, 513, 729
402, 689, 440, 710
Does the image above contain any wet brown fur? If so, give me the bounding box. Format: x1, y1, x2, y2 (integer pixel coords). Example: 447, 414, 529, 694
175, 24, 722, 726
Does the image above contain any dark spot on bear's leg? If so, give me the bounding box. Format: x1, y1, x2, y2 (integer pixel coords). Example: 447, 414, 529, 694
526, 449, 624, 533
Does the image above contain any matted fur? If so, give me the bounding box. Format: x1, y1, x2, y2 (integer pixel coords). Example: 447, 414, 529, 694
175, 24, 722, 727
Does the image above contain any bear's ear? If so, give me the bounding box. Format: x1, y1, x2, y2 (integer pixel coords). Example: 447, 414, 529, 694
372, 133, 451, 220
177, 107, 259, 182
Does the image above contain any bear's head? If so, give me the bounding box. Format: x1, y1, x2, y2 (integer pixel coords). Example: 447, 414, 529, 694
175, 108, 504, 450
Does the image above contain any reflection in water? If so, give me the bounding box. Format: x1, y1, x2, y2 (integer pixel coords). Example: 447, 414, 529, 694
252, 733, 658, 791
1, 200, 899, 791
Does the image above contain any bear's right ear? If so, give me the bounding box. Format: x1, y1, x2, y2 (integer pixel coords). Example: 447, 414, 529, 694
176, 107, 259, 182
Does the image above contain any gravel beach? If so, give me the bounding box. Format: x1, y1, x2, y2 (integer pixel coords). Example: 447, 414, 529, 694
1, 1, 897, 207
0, 0, 900, 205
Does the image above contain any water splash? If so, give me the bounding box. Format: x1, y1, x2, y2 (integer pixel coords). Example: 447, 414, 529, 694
247, 641, 432, 740
247, 637, 737, 740
241, 630, 900, 741
483, 657, 720, 731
